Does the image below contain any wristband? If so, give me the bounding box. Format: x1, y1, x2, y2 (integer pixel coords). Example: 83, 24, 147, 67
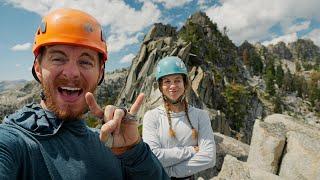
111, 137, 141, 155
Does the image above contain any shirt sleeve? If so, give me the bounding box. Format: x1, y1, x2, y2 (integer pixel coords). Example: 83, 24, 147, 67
0, 129, 20, 180
142, 110, 195, 168
116, 140, 169, 180
165, 110, 216, 177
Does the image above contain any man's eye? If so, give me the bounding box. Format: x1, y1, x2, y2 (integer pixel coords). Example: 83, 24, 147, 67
52, 58, 65, 63
80, 60, 94, 66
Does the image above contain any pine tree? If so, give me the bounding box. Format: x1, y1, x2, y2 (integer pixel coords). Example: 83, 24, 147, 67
264, 57, 276, 96
308, 72, 320, 105
293, 75, 306, 98
265, 57, 276, 76
275, 64, 284, 88
282, 69, 293, 92
222, 83, 248, 131
266, 70, 275, 96
295, 61, 301, 72
273, 95, 282, 113
243, 49, 249, 66
251, 52, 263, 76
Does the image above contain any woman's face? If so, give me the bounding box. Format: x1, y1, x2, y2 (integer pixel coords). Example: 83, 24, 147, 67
161, 74, 185, 101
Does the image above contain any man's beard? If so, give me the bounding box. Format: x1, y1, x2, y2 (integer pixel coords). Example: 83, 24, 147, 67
42, 76, 97, 121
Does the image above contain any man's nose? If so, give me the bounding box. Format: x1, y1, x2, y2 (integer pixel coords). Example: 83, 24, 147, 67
62, 60, 80, 79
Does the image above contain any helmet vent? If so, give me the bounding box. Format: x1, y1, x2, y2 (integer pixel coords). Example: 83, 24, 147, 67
84, 23, 94, 33
101, 29, 106, 42
40, 21, 46, 33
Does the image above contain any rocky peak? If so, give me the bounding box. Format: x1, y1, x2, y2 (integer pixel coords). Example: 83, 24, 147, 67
143, 23, 177, 43
254, 42, 269, 61
288, 39, 320, 61
179, 11, 240, 78
268, 41, 293, 60
187, 11, 213, 27
238, 40, 254, 52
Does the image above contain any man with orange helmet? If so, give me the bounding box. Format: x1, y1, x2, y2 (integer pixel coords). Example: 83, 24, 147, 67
0, 8, 168, 179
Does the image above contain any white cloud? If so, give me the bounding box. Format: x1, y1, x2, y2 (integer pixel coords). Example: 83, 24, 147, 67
15, 64, 21, 67
5, 0, 161, 34
5, 0, 162, 52
197, 0, 206, 5
146, 0, 192, 9
205, 0, 320, 44
262, 33, 298, 46
284, 21, 311, 34
120, 53, 135, 63
303, 29, 320, 46
107, 33, 140, 53
197, 0, 208, 10
11, 42, 31, 51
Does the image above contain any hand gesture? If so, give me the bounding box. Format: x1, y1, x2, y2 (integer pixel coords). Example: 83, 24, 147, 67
85, 92, 144, 150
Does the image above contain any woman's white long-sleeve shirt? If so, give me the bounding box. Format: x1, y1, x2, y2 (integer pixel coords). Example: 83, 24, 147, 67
142, 105, 216, 178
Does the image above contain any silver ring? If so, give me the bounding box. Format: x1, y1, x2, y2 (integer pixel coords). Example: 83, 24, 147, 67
118, 107, 137, 122
119, 107, 128, 116
124, 113, 137, 121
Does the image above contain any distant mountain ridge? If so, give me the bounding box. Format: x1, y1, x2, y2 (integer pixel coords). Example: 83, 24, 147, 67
0, 79, 27, 93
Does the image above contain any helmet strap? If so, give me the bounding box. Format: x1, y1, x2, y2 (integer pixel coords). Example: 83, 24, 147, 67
98, 63, 105, 85
40, 90, 46, 101
163, 94, 185, 105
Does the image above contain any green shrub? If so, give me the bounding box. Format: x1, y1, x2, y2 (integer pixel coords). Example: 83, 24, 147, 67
222, 83, 249, 131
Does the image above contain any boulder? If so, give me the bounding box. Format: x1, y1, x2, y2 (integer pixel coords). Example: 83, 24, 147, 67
213, 155, 284, 180
195, 133, 249, 178
247, 120, 286, 173
264, 114, 320, 138
279, 131, 320, 179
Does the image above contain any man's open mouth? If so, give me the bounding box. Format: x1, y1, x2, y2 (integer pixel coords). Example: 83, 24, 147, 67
58, 86, 83, 96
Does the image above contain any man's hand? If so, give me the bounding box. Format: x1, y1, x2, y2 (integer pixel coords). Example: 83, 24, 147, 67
85, 92, 144, 148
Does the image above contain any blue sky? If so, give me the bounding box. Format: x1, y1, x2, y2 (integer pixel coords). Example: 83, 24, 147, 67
1, 0, 320, 81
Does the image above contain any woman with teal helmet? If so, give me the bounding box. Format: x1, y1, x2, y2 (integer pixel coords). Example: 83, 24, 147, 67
143, 56, 216, 179
156, 56, 189, 105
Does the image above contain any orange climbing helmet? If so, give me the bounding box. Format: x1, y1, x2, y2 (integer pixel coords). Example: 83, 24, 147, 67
32, 8, 107, 84
33, 8, 107, 60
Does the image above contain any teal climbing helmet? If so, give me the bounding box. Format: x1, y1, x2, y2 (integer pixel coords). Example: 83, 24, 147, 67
156, 56, 188, 81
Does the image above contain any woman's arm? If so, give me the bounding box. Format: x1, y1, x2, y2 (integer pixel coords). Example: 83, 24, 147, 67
166, 110, 216, 177
142, 110, 195, 168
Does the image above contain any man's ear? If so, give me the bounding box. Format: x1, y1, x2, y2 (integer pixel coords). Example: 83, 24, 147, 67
34, 60, 43, 83
98, 64, 105, 85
